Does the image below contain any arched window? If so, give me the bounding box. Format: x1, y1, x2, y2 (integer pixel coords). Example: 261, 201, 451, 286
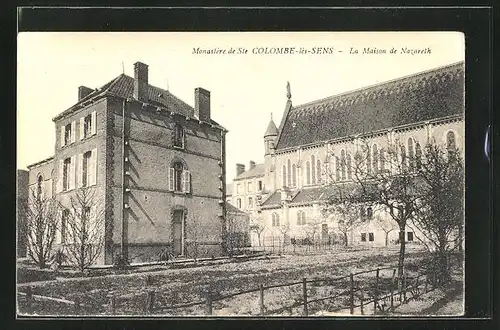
36, 175, 43, 200
367, 147, 372, 175
408, 138, 415, 172
400, 145, 407, 171
282, 165, 286, 187
169, 159, 190, 193
272, 213, 280, 227
335, 156, 340, 181
297, 210, 306, 226
415, 142, 422, 170
292, 164, 297, 187
174, 162, 184, 192
380, 149, 386, 172
446, 131, 457, 155
366, 207, 373, 219
306, 161, 311, 185
372, 144, 378, 174
173, 124, 185, 148
341, 150, 346, 180
316, 159, 321, 184
347, 154, 352, 180
311, 155, 316, 184
287, 159, 292, 188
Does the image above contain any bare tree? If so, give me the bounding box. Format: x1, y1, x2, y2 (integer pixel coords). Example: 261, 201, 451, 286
25, 189, 60, 269
64, 188, 105, 273
412, 143, 464, 283
375, 214, 398, 247
249, 214, 266, 247
278, 223, 290, 253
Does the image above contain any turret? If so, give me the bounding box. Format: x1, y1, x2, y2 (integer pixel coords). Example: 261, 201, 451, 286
264, 115, 278, 156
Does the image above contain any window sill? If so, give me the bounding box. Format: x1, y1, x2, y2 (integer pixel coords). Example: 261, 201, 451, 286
81, 133, 97, 142
173, 145, 185, 150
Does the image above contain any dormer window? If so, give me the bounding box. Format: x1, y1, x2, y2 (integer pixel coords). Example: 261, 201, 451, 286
174, 124, 185, 148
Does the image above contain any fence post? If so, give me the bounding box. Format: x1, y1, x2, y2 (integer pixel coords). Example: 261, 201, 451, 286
107, 292, 116, 314
205, 291, 213, 315
374, 268, 380, 314
390, 269, 396, 310
74, 297, 81, 315
302, 278, 308, 316
146, 290, 155, 314
25, 286, 33, 314
360, 288, 364, 315
402, 271, 407, 303
349, 273, 354, 315
259, 284, 265, 315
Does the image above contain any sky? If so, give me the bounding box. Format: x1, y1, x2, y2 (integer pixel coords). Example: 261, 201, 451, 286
17, 32, 464, 182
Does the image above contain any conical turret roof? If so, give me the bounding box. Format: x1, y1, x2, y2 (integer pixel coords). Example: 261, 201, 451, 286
264, 119, 278, 137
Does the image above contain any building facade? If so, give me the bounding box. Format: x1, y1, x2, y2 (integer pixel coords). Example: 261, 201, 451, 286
26, 62, 227, 265
233, 62, 465, 247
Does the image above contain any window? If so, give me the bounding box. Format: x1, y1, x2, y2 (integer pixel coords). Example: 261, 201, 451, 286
258, 180, 263, 191
415, 143, 422, 170
82, 151, 91, 187
63, 158, 71, 191
248, 181, 253, 193
400, 145, 407, 171
346, 154, 352, 180
173, 124, 185, 148
368, 233, 374, 242
366, 207, 373, 219
407, 232, 414, 242
237, 198, 242, 209
287, 159, 291, 187
335, 156, 340, 181
372, 144, 379, 174
306, 161, 311, 185
366, 147, 372, 174
316, 159, 322, 184
282, 165, 287, 187
84, 114, 92, 138
380, 149, 386, 172
83, 206, 91, 220
361, 233, 367, 242
311, 155, 316, 184
36, 175, 43, 200
341, 150, 346, 180
237, 184, 242, 194
446, 131, 457, 156
169, 161, 190, 193
61, 209, 69, 243
408, 138, 415, 172
248, 197, 253, 209
297, 210, 306, 226
272, 213, 280, 227
64, 123, 72, 145
292, 164, 297, 187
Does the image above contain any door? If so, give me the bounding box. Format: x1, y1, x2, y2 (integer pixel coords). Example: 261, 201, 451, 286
173, 210, 184, 256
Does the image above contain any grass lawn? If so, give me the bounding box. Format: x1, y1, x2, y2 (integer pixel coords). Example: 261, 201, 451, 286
17, 245, 433, 316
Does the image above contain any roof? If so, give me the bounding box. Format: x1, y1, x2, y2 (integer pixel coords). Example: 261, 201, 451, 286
264, 119, 278, 137
226, 202, 248, 215
53, 74, 224, 128
275, 62, 465, 150
234, 163, 265, 180
26, 156, 55, 170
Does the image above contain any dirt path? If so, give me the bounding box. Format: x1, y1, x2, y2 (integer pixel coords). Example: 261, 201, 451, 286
419, 282, 463, 315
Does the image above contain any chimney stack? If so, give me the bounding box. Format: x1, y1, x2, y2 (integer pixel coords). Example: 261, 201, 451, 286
133, 61, 149, 102
249, 161, 256, 170
194, 87, 211, 122
78, 86, 93, 101
236, 164, 246, 176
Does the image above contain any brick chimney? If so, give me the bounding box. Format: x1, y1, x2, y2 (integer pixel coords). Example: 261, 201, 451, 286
236, 164, 246, 176
249, 161, 256, 170
133, 61, 149, 102
194, 87, 211, 121
78, 86, 93, 101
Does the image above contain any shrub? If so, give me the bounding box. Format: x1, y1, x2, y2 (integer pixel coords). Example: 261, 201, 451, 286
17, 266, 56, 283
113, 253, 129, 270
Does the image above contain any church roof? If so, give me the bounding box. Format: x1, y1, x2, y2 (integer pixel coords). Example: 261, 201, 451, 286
275, 62, 464, 150
264, 119, 278, 137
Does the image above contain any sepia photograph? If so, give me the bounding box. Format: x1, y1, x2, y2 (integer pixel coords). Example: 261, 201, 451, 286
16, 31, 465, 317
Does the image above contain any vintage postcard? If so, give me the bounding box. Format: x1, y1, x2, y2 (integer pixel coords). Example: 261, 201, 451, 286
16, 31, 465, 317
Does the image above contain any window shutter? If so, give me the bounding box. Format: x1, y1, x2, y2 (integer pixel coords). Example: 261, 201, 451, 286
168, 168, 175, 191
71, 121, 76, 143
60, 126, 65, 147
69, 155, 76, 190
77, 153, 83, 188
91, 111, 97, 135
183, 170, 191, 193
57, 160, 63, 192
79, 117, 85, 140
90, 148, 97, 186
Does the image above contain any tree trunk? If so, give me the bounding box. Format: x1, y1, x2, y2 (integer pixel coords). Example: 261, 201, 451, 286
385, 232, 389, 246
397, 229, 406, 279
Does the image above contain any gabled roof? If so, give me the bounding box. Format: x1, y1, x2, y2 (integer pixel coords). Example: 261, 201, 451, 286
53, 74, 224, 128
275, 62, 465, 150
234, 163, 265, 180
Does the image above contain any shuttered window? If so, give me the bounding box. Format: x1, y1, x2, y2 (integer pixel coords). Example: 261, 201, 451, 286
168, 161, 190, 193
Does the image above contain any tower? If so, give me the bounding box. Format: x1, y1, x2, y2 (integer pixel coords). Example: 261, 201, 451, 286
264, 114, 278, 192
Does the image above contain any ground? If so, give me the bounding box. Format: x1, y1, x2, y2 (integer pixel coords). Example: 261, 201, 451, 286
17, 245, 463, 316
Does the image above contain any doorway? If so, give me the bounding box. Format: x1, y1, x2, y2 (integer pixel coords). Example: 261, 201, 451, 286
172, 210, 184, 256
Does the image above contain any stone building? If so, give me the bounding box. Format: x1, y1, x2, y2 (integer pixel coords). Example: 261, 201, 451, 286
230, 162, 266, 213
25, 61, 227, 264
234, 62, 465, 247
